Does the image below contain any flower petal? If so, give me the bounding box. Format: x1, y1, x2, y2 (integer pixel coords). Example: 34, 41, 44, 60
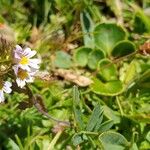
0, 90, 4, 103
15, 45, 23, 53
29, 59, 41, 69
4, 81, 12, 88
29, 58, 41, 64
19, 64, 31, 71
26, 76, 34, 83
16, 78, 26, 88
3, 81, 12, 93
23, 48, 37, 58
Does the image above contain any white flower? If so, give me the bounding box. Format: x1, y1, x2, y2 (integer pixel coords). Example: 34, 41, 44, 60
0, 81, 12, 103
13, 66, 35, 88
13, 45, 41, 71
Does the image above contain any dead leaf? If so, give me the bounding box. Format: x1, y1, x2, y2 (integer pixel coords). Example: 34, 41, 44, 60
55, 69, 92, 87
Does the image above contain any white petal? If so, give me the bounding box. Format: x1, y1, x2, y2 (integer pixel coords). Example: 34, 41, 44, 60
4, 81, 12, 88
29, 63, 40, 69
26, 77, 34, 83
30, 67, 38, 73
15, 45, 23, 52
16, 78, 26, 88
23, 48, 36, 58
3, 81, 12, 94
23, 48, 31, 55
0, 90, 4, 103
29, 59, 41, 69
29, 58, 41, 64
19, 64, 31, 71
3, 86, 12, 94
27, 50, 36, 58
14, 52, 21, 60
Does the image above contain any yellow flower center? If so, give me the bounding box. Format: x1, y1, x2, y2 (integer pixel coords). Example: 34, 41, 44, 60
20, 57, 29, 65
18, 69, 28, 80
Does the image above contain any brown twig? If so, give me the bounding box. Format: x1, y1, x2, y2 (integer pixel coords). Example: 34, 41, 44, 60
25, 85, 70, 126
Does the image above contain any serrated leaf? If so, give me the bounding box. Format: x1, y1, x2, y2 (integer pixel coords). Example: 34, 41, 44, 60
98, 120, 114, 132
86, 104, 103, 131
73, 86, 84, 130
94, 115, 104, 132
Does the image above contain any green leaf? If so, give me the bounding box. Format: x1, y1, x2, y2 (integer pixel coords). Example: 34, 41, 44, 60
94, 23, 126, 55
98, 120, 114, 132
72, 134, 84, 146
94, 115, 104, 132
129, 143, 139, 150
131, 3, 150, 33
74, 47, 92, 67
91, 78, 123, 96
106, 0, 123, 24
88, 49, 105, 70
146, 131, 150, 142
98, 59, 118, 81
103, 106, 121, 124
6, 138, 20, 150
73, 86, 84, 130
112, 41, 136, 58
54, 51, 72, 68
86, 104, 103, 131
73, 107, 84, 130
80, 10, 94, 48
99, 131, 129, 150
124, 61, 136, 84
130, 69, 150, 90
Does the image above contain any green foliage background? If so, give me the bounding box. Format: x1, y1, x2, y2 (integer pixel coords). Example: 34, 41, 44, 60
0, 0, 150, 149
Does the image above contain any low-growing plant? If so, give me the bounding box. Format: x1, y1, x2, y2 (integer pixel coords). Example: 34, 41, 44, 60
0, 0, 149, 150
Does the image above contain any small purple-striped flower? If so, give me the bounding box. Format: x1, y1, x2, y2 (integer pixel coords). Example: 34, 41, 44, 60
13, 65, 36, 88
13, 45, 41, 71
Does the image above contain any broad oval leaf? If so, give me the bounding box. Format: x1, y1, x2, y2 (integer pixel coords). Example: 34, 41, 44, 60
112, 40, 136, 58
98, 59, 118, 81
99, 131, 129, 150
74, 47, 92, 67
54, 51, 72, 69
88, 49, 105, 70
91, 78, 123, 96
94, 23, 126, 55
